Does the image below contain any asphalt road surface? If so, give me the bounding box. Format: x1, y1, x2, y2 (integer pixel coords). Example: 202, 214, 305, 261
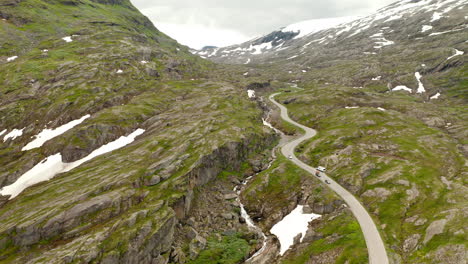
270, 92, 389, 264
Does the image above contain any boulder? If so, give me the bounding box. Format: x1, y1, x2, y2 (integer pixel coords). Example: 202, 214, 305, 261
223, 193, 237, 200
293, 233, 302, 245
423, 219, 447, 244
145, 175, 161, 186
362, 188, 392, 200
423, 117, 445, 128
403, 234, 421, 252
189, 235, 207, 259
170, 247, 186, 264
186, 227, 198, 240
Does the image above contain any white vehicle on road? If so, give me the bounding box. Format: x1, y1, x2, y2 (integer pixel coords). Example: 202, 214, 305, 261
288, 155, 293, 159
317, 166, 326, 172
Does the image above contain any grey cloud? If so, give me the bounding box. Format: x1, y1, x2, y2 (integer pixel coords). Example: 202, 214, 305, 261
131, 0, 397, 47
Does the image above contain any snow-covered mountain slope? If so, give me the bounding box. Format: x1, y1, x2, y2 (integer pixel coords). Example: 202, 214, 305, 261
280, 16, 359, 39
191, 16, 358, 62
194, 0, 467, 66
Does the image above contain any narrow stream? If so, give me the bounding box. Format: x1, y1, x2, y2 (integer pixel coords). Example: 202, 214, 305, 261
235, 109, 282, 262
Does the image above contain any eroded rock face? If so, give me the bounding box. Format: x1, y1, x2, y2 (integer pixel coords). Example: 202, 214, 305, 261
423, 219, 447, 244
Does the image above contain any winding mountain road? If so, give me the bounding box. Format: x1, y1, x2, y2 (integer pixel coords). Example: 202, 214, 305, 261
269, 93, 389, 264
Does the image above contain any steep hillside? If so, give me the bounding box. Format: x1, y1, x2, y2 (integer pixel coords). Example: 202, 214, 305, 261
191, 0, 468, 263
216, 0, 467, 263
0, 0, 279, 263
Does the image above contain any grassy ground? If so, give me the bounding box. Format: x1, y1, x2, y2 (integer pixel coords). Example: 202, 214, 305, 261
281, 210, 368, 264
187, 232, 252, 264
275, 84, 467, 263
241, 153, 368, 262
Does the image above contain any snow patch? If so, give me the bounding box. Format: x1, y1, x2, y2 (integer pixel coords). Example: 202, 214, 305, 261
447, 49, 464, 60
0, 129, 145, 199
372, 76, 382, 81
429, 27, 466, 36
421, 25, 433, 33
247, 90, 255, 98
392, 85, 412, 93
141, 60, 148, 64
62, 36, 73, 43
270, 205, 321, 256
377, 107, 386, 111
0, 129, 6, 137
7, 56, 18, 62
3, 128, 24, 142
415, 72, 426, 93
116, 69, 123, 74
430, 93, 441, 100
431, 12, 442, 22
244, 58, 251, 64
345, 106, 359, 109
22, 115, 90, 151
243, 72, 249, 76
385, 15, 402, 22
248, 42, 273, 55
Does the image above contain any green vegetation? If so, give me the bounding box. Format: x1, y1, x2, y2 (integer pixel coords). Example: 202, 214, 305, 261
275, 84, 467, 262
282, 211, 368, 264
187, 233, 251, 264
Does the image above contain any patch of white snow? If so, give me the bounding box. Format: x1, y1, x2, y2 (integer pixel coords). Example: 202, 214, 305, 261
392, 85, 413, 93
415, 72, 426, 93
62, 36, 73, 43
431, 12, 442, 22
116, 69, 123, 74
3, 128, 24, 142
0, 129, 145, 199
430, 93, 441, 100
421, 25, 433, 33
270, 205, 320, 256
6, 56, 18, 62
446, 49, 464, 60
372, 76, 382, 81
22, 115, 90, 151
247, 90, 255, 98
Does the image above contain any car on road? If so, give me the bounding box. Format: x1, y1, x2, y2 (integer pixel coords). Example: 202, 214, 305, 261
288, 155, 293, 159
317, 166, 326, 172
315, 171, 321, 177
325, 179, 330, 184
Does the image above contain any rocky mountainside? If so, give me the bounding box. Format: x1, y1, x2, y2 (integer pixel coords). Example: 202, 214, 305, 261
0, 0, 279, 263
196, 0, 467, 87
195, 0, 467, 263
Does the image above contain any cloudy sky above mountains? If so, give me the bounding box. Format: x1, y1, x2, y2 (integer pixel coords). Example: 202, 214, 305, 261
131, 0, 397, 49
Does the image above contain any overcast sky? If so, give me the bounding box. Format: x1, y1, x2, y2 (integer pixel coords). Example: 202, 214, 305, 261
131, 0, 397, 49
